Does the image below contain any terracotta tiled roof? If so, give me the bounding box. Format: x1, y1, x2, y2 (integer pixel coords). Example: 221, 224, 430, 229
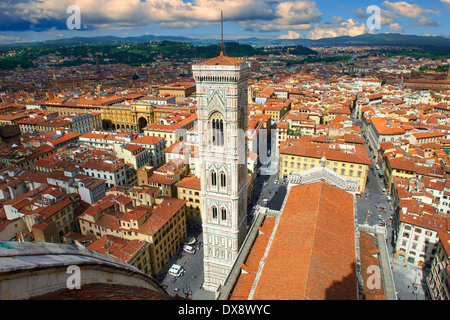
198, 52, 246, 66
358, 231, 386, 300
138, 197, 186, 236
250, 182, 357, 300
280, 141, 371, 165
131, 136, 164, 145
229, 216, 277, 300
175, 175, 201, 190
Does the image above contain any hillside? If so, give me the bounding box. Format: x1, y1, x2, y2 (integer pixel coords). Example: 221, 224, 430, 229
2, 32, 450, 50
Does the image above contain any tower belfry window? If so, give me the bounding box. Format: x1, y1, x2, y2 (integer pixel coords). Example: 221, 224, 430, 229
210, 112, 224, 147
211, 171, 217, 186
220, 172, 226, 188
221, 208, 227, 220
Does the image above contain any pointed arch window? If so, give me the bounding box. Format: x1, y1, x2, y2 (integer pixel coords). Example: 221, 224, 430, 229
210, 112, 224, 147
220, 171, 227, 189
212, 206, 218, 219
221, 208, 227, 221
211, 171, 217, 187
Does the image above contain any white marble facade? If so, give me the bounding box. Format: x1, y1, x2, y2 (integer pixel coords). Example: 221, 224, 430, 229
192, 56, 250, 292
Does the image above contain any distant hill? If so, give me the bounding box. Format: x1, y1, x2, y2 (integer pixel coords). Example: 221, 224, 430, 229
301, 33, 450, 47
0, 34, 196, 50
1, 32, 450, 51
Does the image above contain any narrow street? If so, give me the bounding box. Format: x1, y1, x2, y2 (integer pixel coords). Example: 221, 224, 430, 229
355, 122, 428, 300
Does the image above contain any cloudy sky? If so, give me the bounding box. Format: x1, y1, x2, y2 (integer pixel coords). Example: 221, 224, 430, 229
0, 0, 449, 44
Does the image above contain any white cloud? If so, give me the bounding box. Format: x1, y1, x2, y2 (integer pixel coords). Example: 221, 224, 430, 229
0, 0, 323, 35
388, 22, 403, 33
413, 16, 442, 27
379, 9, 399, 25
237, 0, 321, 32
0, 35, 30, 44
382, 1, 439, 18
278, 30, 302, 39
306, 18, 371, 40
275, 1, 322, 26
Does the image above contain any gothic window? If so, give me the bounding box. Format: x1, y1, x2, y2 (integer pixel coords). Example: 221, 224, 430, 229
220, 171, 226, 188
210, 112, 224, 147
221, 208, 227, 221
211, 171, 217, 187
212, 206, 218, 219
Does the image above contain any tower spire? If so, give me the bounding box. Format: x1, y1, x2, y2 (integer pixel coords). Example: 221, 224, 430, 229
220, 10, 224, 56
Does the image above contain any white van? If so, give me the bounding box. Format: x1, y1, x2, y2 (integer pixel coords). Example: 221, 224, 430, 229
183, 245, 195, 254
168, 264, 184, 277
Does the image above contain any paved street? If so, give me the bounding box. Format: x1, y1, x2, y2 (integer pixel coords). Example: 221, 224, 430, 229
154, 228, 214, 300
392, 259, 427, 300
251, 149, 288, 214
356, 131, 428, 300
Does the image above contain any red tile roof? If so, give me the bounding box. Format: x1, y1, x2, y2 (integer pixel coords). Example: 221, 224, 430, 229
175, 175, 201, 190
250, 182, 357, 300
199, 52, 246, 66
280, 141, 371, 165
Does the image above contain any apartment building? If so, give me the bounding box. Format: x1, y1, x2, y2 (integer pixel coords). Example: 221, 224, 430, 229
426, 228, 450, 300
38, 130, 82, 149
128, 135, 166, 168
4, 184, 78, 239
279, 140, 370, 194
164, 141, 199, 177
411, 131, 446, 146
263, 99, 291, 121
81, 156, 128, 189
142, 112, 197, 148
77, 195, 187, 275
175, 174, 201, 225
366, 117, 408, 159
157, 82, 196, 103
139, 94, 176, 106
147, 158, 187, 197
78, 131, 135, 150
87, 234, 152, 275
0, 144, 55, 169
16, 111, 59, 133
384, 155, 417, 192
394, 200, 444, 267
109, 185, 161, 207
113, 143, 150, 170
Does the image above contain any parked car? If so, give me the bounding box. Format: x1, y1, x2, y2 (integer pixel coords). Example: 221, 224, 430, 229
168, 264, 185, 277
183, 245, 196, 254
184, 237, 196, 245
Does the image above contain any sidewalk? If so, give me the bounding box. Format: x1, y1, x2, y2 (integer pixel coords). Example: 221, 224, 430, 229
391, 259, 426, 300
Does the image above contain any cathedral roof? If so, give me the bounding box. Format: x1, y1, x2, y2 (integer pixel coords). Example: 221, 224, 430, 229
198, 51, 246, 66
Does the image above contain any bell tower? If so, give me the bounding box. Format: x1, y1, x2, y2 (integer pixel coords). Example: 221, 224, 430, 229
192, 22, 250, 292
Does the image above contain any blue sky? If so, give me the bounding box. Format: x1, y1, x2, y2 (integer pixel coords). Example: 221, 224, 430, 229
0, 0, 449, 44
